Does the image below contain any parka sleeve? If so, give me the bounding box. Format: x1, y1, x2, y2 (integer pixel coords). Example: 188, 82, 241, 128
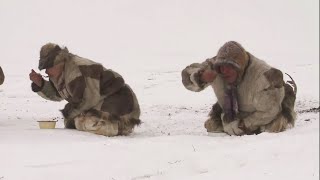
31, 80, 64, 101
181, 57, 215, 92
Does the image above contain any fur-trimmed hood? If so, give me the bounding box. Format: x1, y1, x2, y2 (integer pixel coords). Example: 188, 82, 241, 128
38, 43, 72, 70
212, 41, 250, 83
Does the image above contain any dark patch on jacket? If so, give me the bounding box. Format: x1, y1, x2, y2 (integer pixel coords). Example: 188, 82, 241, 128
61, 103, 76, 129
263, 68, 284, 89
101, 86, 134, 117
79, 64, 103, 80
100, 71, 125, 97
61, 103, 74, 118
68, 76, 86, 104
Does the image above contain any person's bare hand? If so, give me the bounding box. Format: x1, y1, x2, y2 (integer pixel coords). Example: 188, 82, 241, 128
200, 69, 217, 83
29, 69, 43, 87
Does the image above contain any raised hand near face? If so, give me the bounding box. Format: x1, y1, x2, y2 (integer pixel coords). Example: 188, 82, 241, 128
29, 69, 43, 87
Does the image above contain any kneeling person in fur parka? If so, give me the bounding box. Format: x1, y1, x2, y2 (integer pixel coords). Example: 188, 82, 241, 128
0, 66, 4, 85
181, 41, 297, 136
29, 43, 141, 136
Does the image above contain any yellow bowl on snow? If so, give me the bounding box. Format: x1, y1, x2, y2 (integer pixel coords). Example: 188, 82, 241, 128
37, 121, 57, 129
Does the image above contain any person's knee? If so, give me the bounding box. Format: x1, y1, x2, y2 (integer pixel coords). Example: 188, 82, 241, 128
94, 120, 119, 137
74, 114, 93, 131
262, 114, 290, 133
74, 112, 119, 136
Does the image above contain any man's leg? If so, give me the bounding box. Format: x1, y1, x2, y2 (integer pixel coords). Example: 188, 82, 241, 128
263, 81, 297, 133
204, 102, 224, 133
262, 114, 288, 133
74, 111, 119, 137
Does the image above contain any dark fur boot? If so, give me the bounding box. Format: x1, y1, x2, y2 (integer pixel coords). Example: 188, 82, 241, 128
281, 73, 297, 126
205, 102, 224, 132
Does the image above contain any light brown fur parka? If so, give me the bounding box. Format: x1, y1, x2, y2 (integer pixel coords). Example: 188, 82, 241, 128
182, 41, 296, 135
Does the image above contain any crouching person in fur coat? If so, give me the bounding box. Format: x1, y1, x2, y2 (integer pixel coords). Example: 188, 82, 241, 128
181, 41, 297, 136
29, 43, 141, 136
0, 66, 4, 85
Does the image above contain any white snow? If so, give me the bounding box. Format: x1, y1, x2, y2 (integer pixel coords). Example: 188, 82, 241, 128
0, 0, 319, 180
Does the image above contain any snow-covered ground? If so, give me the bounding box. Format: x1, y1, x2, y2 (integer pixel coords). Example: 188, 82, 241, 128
0, 0, 319, 180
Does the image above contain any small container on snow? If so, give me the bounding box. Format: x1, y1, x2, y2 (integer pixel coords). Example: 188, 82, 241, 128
37, 120, 57, 129
207, 132, 227, 137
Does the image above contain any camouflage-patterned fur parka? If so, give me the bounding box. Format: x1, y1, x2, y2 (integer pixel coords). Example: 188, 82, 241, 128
32, 43, 141, 129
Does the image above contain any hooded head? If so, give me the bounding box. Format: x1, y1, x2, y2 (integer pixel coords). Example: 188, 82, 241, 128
38, 43, 69, 70
213, 41, 249, 82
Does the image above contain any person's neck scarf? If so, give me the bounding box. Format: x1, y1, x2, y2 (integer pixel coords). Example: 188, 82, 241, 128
223, 84, 238, 123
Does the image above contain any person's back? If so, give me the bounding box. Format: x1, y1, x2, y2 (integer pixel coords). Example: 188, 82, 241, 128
0, 66, 4, 85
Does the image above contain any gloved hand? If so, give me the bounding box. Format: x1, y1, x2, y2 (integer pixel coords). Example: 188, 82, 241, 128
60, 103, 74, 119
29, 69, 44, 87
60, 103, 76, 129
222, 118, 245, 136
200, 69, 217, 83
